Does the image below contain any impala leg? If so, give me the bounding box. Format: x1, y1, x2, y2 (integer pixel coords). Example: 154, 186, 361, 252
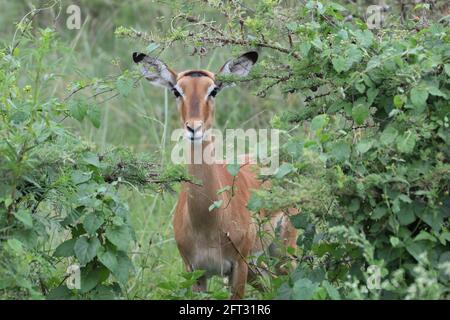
180, 254, 208, 293
230, 261, 248, 299
193, 275, 207, 292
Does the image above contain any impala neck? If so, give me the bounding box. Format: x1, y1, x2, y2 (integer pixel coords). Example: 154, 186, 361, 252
186, 140, 224, 228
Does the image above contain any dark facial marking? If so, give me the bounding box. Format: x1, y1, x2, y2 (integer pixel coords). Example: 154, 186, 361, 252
184, 71, 208, 78
132, 52, 146, 63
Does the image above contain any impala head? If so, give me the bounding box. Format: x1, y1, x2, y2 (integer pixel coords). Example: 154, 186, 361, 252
132, 51, 258, 142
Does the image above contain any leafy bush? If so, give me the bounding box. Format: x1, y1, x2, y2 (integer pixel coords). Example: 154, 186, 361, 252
128, 0, 450, 299
0, 22, 187, 299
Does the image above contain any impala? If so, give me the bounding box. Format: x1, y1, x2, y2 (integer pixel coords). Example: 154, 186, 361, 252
132, 51, 297, 299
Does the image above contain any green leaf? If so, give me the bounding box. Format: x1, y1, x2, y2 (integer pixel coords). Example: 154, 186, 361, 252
290, 214, 308, 229
247, 192, 263, 212
414, 231, 436, 242
310, 114, 329, 132
406, 241, 428, 262
336, 29, 348, 41
216, 186, 231, 195
312, 243, 334, 257
226, 163, 240, 177
74, 236, 101, 265
97, 247, 118, 273
356, 139, 373, 154
292, 278, 318, 300
416, 209, 443, 232
80, 265, 110, 293
347, 45, 363, 65
332, 56, 348, 73
313, 287, 327, 300
444, 64, 450, 77
276, 283, 292, 300
82, 152, 100, 167
112, 251, 133, 284
439, 251, 450, 264
396, 131, 417, 154
182, 269, 206, 281
208, 200, 223, 212
7, 238, 24, 253
311, 36, 323, 50
438, 232, 450, 245
274, 163, 295, 179
13, 210, 33, 228
111, 216, 124, 226
355, 81, 365, 94
54, 238, 77, 257
327, 2, 346, 11
283, 140, 303, 158
298, 42, 311, 57
62, 208, 85, 227
87, 104, 101, 128
116, 77, 133, 97
71, 170, 92, 185
352, 103, 369, 125
410, 87, 429, 109
367, 87, 379, 105
397, 204, 416, 225
69, 100, 87, 121
366, 56, 381, 71
393, 95, 405, 108
47, 286, 72, 300
322, 281, 341, 300
105, 225, 133, 251
380, 126, 398, 145
354, 29, 373, 48
91, 284, 120, 300
330, 141, 350, 161
371, 206, 387, 220
390, 236, 402, 247
83, 213, 104, 235
286, 22, 298, 32
427, 85, 446, 98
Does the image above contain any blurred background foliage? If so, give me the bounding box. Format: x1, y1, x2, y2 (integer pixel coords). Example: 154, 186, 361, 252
0, 0, 449, 299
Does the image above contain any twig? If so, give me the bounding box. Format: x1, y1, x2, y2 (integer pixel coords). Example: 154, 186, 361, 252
196, 36, 302, 60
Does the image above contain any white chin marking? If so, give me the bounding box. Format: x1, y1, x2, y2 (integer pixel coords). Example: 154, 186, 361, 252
185, 133, 203, 143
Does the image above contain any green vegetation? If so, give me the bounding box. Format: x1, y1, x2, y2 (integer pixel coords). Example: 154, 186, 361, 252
0, 0, 449, 300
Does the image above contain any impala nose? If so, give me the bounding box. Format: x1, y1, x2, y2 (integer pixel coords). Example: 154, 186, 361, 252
185, 121, 204, 141
186, 122, 202, 134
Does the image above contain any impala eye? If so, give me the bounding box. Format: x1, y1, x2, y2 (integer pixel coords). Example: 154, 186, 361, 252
209, 87, 219, 98
172, 88, 181, 98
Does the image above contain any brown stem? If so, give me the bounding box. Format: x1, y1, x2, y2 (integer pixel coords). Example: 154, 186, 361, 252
197, 36, 302, 60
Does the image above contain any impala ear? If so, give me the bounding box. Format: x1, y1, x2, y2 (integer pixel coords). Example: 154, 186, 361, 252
216, 51, 258, 88
132, 52, 177, 89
